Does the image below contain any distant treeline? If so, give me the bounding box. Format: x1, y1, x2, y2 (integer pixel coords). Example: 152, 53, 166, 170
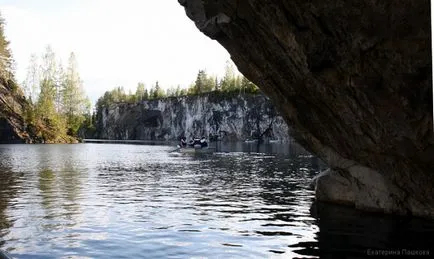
96, 62, 260, 109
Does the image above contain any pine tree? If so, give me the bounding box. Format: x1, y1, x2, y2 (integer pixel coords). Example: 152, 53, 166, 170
214, 77, 219, 91
193, 70, 214, 94
0, 12, 14, 80
149, 86, 155, 100
204, 75, 215, 92
194, 70, 206, 94
37, 45, 58, 121
175, 85, 181, 96
153, 81, 164, 99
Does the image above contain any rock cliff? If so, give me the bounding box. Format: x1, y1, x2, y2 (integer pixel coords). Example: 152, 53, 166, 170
96, 93, 290, 142
179, 0, 434, 217
0, 78, 32, 143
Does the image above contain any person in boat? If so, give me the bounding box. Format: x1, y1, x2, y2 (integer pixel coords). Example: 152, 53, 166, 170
180, 136, 187, 148
192, 138, 201, 148
200, 137, 208, 148
187, 138, 195, 147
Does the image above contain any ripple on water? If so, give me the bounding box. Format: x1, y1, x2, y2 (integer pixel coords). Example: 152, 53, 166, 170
0, 143, 433, 258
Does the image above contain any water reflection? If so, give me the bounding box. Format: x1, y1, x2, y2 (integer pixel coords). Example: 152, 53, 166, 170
0, 143, 433, 258
38, 168, 56, 216
0, 157, 18, 248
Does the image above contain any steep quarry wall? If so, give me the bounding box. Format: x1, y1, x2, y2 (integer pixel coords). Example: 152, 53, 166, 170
0, 78, 32, 143
96, 93, 290, 142
179, 0, 434, 217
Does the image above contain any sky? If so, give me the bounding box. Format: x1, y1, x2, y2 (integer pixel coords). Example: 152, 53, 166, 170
0, 0, 232, 104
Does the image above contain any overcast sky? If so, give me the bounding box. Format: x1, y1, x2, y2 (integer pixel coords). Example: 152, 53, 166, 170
0, 0, 232, 103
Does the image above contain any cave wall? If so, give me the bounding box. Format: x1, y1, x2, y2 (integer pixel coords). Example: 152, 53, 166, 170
179, 0, 434, 217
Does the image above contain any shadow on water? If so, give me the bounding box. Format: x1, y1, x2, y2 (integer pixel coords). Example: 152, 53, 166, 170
185, 142, 434, 258
303, 202, 434, 259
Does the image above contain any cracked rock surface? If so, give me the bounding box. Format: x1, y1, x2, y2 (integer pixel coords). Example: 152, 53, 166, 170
96, 94, 290, 142
179, 0, 433, 217
0, 78, 32, 143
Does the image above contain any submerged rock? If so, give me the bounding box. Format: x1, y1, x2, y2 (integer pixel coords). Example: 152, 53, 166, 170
180, 0, 433, 217
96, 93, 290, 142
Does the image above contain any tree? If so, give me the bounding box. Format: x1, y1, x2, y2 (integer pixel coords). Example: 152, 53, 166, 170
194, 70, 206, 94
240, 75, 259, 93
0, 12, 14, 80
220, 60, 237, 92
127, 89, 135, 103
204, 75, 215, 92
54, 58, 64, 113
152, 81, 165, 99
214, 77, 219, 91
179, 88, 187, 96
143, 88, 149, 100
149, 86, 155, 100
193, 70, 215, 94
21, 45, 95, 141
37, 45, 58, 121
23, 53, 40, 103
135, 82, 145, 101
62, 52, 89, 135
187, 82, 195, 95
166, 87, 175, 97
175, 85, 182, 96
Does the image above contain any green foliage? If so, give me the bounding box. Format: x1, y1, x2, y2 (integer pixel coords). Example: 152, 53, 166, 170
0, 12, 14, 81
135, 82, 146, 101
220, 60, 237, 92
0, 14, 85, 143
7, 78, 18, 92
78, 112, 97, 139
152, 81, 165, 99
240, 75, 260, 94
191, 70, 216, 95
63, 52, 90, 135
95, 59, 261, 111
20, 46, 92, 141
23, 53, 39, 102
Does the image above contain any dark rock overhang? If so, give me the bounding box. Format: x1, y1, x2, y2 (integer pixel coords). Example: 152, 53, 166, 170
179, 0, 434, 217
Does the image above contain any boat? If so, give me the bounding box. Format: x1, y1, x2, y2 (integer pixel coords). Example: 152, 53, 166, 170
244, 138, 259, 143
178, 146, 215, 154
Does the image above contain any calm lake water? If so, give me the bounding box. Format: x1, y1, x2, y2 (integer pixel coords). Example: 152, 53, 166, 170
0, 143, 433, 258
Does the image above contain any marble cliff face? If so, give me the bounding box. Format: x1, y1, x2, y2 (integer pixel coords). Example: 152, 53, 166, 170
96, 93, 290, 142
179, 0, 434, 217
